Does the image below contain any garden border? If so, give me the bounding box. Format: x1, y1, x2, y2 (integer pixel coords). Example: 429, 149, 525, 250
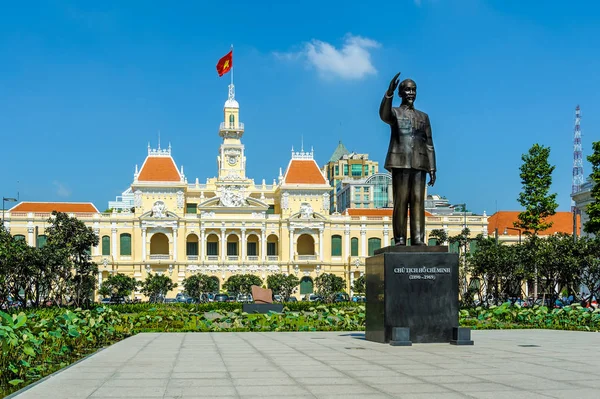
4, 347, 106, 399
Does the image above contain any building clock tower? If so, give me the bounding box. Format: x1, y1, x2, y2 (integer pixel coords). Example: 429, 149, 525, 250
217, 82, 247, 182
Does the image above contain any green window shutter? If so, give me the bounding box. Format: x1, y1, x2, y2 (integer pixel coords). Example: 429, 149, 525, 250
428, 238, 437, 246
247, 242, 257, 256
300, 277, 313, 295
120, 234, 131, 256
186, 203, 197, 214
267, 242, 277, 256
102, 236, 110, 256
227, 242, 238, 256
207, 242, 218, 256
368, 238, 381, 256
449, 242, 459, 253
266, 205, 275, 215
351, 237, 359, 256
37, 235, 47, 248
469, 240, 478, 253
14, 235, 25, 241
186, 242, 198, 256
229, 114, 235, 125
331, 235, 342, 256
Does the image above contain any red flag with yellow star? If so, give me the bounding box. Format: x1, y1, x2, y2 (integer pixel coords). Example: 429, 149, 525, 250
216, 50, 233, 77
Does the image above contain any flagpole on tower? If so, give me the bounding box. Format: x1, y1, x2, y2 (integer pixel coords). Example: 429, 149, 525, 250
230, 44, 234, 88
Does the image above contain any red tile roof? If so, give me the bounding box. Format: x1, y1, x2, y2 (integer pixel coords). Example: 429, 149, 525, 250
347, 209, 432, 217
9, 202, 99, 213
137, 157, 181, 182
283, 160, 327, 185
487, 211, 580, 236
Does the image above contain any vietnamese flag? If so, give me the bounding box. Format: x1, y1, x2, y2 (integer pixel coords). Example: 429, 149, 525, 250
216, 50, 233, 77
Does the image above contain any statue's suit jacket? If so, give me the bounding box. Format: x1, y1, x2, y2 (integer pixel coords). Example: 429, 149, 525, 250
380, 99, 436, 173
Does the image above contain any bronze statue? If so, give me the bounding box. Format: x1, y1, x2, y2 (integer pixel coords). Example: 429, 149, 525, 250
379, 72, 436, 246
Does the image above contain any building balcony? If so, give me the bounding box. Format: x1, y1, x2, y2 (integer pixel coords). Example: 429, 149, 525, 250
206, 255, 219, 262
227, 256, 239, 261
247, 255, 259, 261
219, 122, 244, 131
267, 255, 279, 262
149, 254, 170, 260
187, 255, 199, 261
296, 255, 317, 261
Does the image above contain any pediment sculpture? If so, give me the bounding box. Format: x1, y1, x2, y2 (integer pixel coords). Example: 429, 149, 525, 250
152, 201, 167, 218
299, 203, 314, 219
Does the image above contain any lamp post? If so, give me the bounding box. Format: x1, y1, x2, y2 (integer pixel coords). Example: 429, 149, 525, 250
503, 227, 522, 244
2, 197, 18, 227
504, 226, 530, 300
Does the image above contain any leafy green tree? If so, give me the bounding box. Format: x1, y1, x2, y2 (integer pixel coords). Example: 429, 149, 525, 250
99, 273, 138, 301
584, 141, 600, 235
315, 273, 345, 303
182, 273, 219, 302
515, 144, 558, 236
140, 273, 177, 302
577, 236, 600, 305
45, 211, 99, 307
428, 229, 448, 245
352, 274, 365, 296
223, 274, 263, 295
266, 273, 300, 300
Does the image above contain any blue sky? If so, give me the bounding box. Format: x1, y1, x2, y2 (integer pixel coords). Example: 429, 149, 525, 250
1, 0, 599, 214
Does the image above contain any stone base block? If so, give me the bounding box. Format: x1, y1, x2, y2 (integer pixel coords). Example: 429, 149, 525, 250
450, 327, 474, 345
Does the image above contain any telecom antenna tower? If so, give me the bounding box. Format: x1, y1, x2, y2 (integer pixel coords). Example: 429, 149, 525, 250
572, 105, 584, 211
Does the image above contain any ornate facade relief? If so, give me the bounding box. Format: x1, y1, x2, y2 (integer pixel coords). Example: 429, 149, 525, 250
151, 201, 167, 218
299, 203, 314, 219
134, 190, 142, 207
282, 192, 289, 210
176, 191, 184, 209
220, 186, 246, 207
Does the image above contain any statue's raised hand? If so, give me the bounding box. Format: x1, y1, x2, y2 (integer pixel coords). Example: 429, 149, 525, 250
387, 72, 401, 97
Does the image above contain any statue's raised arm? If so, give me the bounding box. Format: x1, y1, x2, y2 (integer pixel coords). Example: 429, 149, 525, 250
379, 72, 401, 125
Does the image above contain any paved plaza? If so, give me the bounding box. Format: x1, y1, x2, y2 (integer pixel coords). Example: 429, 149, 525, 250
9, 330, 600, 399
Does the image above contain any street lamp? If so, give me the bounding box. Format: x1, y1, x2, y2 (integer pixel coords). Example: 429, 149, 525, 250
2, 197, 18, 227
503, 227, 522, 244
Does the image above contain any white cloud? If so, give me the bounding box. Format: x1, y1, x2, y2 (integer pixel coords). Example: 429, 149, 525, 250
53, 181, 71, 198
274, 34, 381, 80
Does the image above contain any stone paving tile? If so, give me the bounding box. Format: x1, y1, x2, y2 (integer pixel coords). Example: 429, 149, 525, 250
9, 330, 600, 398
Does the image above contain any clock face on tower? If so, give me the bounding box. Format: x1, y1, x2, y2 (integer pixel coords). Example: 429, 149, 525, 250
228, 155, 237, 166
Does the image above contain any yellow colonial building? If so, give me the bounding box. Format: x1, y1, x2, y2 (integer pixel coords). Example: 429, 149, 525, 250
4, 84, 489, 300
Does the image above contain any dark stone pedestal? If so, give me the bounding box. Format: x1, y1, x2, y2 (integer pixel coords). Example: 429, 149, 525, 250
366, 246, 461, 344
242, 303, 284, 314
450, 327, 474, 345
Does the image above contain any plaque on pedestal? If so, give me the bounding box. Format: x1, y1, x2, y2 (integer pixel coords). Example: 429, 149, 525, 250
365, 246, 462, 344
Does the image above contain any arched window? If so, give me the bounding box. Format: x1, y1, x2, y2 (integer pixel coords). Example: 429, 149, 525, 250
102, 236, 110, 256
367, 238, 381, 256
300, 276, 313, 295
37, 235, 47, 248
331, 235, 342, 256
120, 233, 132, 256
351, 237, 359, 256
229, 114, 235, 126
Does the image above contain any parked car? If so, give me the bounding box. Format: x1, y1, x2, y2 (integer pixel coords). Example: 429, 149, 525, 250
214, 293, 229, 302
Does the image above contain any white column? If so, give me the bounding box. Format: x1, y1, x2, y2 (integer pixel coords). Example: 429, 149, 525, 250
360, 226, 366, 257
319, 228, 324, 261
93, 229, 100, 256
200, 228, 206, 262
221, 228, 226, 261
111, 227, 117, 257
344, 226, 350, 259
142, 227, 147, 261
261, 228, 266, 262
98, 272, 103, 299
241, 228, 246, 260
289, 227, 294, 260
173, 226, 178, 261
383, 225, 390, 247
350, 272, 355, 297
28, 227, 34, 247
